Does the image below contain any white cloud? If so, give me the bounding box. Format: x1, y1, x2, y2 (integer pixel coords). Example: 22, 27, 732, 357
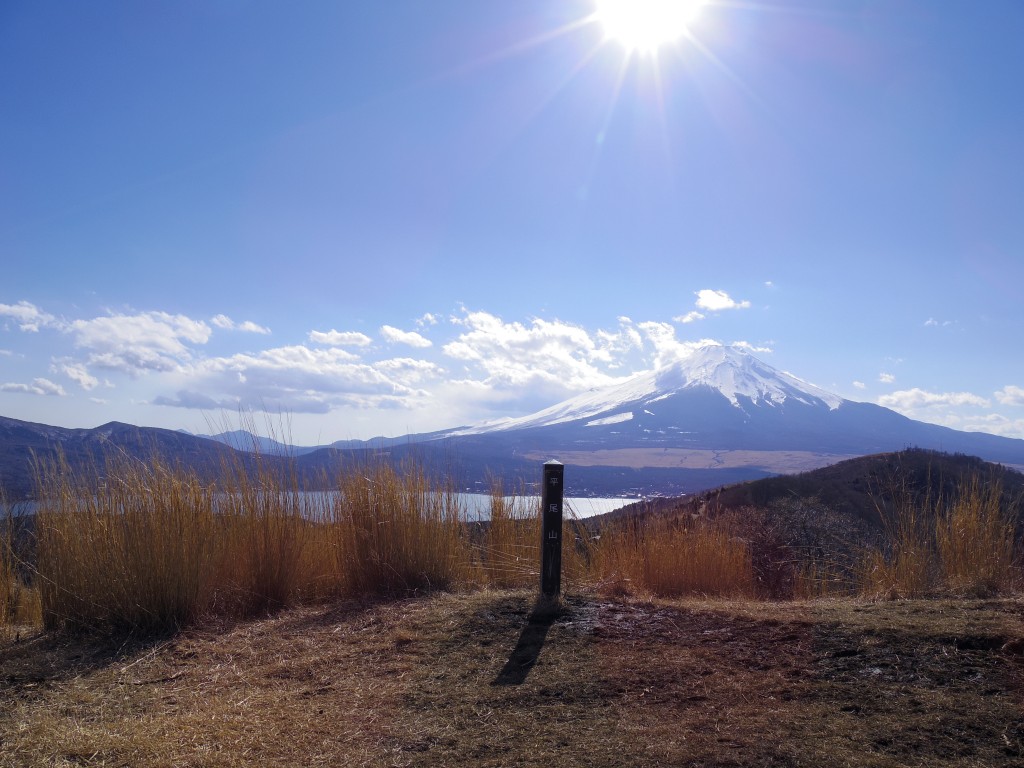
635, 321, 719, 370
53, 361, 99, 391
0, 300, 58, 332
375, 357, 445, 386
443, 310, 628, 394
308, 329, 373, 347
153, 390, 232, 411
924, 318, 954, 328
893, 410, 1024, 440
675, 311, 705, 324
415, 313, 439, 328
873, 387, 1021, 435
1, 377, 66, 396
68, 311, 211, 374
995, 385, 1024, 406
879, 372, 895, 384
732, 341, 773, 354
878, 388, 990, 411
670, 290, 751, 326
211, 314, 271, 334
89, 397, 108, 405
853, 381, 866, 390
951, 413, 1024, 438
381, 325, 432, 348
593, 318, 644, 368
156, 344, 429, 415
695, 289, 751, 312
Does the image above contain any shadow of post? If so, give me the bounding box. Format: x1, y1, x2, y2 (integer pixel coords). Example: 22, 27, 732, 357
492, 596, 561, 686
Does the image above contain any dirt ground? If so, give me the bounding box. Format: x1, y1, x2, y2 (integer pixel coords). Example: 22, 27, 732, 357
2, 591, 1022, 767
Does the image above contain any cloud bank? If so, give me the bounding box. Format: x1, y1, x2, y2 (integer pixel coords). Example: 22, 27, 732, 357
1, 296, 1021, 441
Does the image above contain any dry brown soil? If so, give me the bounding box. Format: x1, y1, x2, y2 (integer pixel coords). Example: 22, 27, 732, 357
2, 591, 1022, 767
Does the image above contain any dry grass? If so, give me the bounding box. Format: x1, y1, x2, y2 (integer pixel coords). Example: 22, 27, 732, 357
2, 590, 1022, 767
1, 499, 12, 628
6, 441, 1024, 763
34, 453, 222, 633
211, 457, 316, 614
861, 473, 1021, 599
26, 449, 598, 636
330, 461, 472, 597
936, 477, 1020, 596
795, 558, 858, 599
30, 451, 474, 634
593, 515, 755, 598
16, 445, 1024, 640
478, 483, 539, 589
1, 496, 36, 631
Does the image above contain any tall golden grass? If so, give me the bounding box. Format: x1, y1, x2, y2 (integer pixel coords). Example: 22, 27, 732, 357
32, 450, 467, 631
1, 494, 41, 630
935, 477, 1018, 596
478, 482, 539, 589
330, 461, 471, 596
860, 473, 1020, 598
11, 442, 1022, 637
212, 457, 314, 614
593, 514, 755, 598
1, 497, 13, 627
34, 453, 222, 633
23, 444, 612, 634
860, 488, 935, 599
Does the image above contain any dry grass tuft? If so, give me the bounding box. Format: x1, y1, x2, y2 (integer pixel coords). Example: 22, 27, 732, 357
0, 500, 12, 629
935, 477, 1019, 596
860, 472, 1021, 599
331, 461, 472, 597
593, 515, 755, 598
479, 481, 540, 589
34, 452, 222, 633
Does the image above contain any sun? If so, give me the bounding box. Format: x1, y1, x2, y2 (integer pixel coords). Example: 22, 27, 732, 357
593, 0, 707, 54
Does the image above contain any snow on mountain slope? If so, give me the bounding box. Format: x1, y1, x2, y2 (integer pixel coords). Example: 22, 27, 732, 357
451, 344, 846, 436
670, 344, 844, 409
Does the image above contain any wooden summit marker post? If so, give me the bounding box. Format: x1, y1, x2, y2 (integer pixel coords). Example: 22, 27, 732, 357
540, 460, 564, 597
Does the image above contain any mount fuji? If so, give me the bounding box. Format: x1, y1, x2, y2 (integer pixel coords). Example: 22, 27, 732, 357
3, 345, 1023, 499
451, 344, 843, 441
420, 344, 1024, 489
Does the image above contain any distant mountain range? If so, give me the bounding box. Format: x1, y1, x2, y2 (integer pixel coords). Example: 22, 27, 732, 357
3, 345, 1023, 499
0, 417, 244, 500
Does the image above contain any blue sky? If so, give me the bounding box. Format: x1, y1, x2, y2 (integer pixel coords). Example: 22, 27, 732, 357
2, 0, 1023, 445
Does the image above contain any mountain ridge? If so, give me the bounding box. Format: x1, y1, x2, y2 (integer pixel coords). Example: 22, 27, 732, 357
435, 345, 1024, 473
2, 345, 1023, 498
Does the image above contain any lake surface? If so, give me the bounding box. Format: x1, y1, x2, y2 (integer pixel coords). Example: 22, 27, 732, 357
458, 494, 634, 520
6, 494, 636, 520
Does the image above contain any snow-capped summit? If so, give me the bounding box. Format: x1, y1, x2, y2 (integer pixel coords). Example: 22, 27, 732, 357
454, 344, 845, 436
653, 344, 844, 410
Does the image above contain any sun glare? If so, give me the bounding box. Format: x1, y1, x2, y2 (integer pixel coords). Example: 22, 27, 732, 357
594, 0, 706, 53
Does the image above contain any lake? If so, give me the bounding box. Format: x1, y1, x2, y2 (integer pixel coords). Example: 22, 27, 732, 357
5, 494, 636, 520
458, 494, 635, 520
